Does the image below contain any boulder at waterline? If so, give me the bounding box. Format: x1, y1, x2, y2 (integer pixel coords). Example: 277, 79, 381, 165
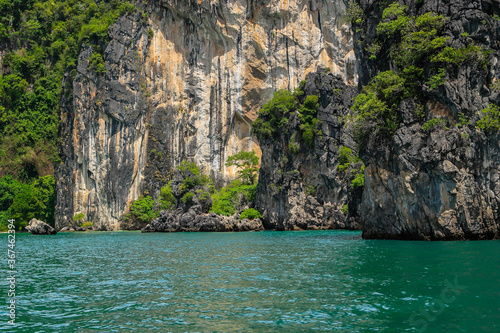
26, 219, 57, 235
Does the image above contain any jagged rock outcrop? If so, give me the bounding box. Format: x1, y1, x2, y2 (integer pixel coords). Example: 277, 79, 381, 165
255, 69, 362, 230
56, 0, 356, 230
26, 219, 57, 235
137, 159, 261, 232
354, 0, 500, 239
143, 209, 263, 232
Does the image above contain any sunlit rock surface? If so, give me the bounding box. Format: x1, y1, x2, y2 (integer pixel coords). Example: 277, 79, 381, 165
55, 0, 356, 229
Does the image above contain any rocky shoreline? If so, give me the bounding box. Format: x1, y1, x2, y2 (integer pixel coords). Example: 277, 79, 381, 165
142, 210, 263, 233
48, 0, 500, 241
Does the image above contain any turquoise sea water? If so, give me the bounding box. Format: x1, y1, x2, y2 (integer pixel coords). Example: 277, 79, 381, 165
1, 230, 499, 332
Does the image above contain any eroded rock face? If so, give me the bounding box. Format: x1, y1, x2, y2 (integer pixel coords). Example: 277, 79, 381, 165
26, 219, 57, 235
56, 0, 356, 230
355, 0, 500, 239
361, 125, 500, 240
255, 70, 362, 230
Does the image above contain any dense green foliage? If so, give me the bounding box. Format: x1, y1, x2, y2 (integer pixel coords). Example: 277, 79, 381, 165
351, 71, 406, 143
239, 208, 262, 221
210, 181, 257, 216
298, 95, 321, 147
0, 211, 9, 232
252, 90, 297, 138
477, 104, 500, 131
126, 195, 159, 226
253, 88, 322, 147
351, 170, 365, 188
352, 4, 490, 144
0, 0, 133, 181
158, 182, 176, 211
336, 146, 365, 188
431, 45, 490, 70
0, 174, 55, 230
225, 150, 260, 185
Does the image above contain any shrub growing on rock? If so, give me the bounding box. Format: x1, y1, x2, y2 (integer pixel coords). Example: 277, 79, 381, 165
181, 192, 195, 204
225, 150, 260, 185
158, 182, 175, 210
126, 195, 159, 227
298, 95, 322, 147
252, 90, 297, 138
81, 221, 94, 229
253, 89, 322, 147
477, 104, 500, 132
422, 118, 448, 131
211, 181, 256, 216
351, 71, 403, 144
239, 208, 262, 221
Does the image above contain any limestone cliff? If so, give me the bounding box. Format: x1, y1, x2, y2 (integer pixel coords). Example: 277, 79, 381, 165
55, 0, 356, 229
354, 0, 500, 239
255, 70, 363, 230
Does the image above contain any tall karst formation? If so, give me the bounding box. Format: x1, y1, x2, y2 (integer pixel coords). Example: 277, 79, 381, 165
56, 0, 356, 229
354, 0, 500, 239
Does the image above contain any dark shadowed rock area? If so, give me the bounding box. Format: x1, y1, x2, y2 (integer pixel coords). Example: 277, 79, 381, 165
255, 70, 363, 231
353, 0, 500, 239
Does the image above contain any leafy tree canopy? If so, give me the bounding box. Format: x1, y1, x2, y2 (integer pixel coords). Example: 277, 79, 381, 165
225, 150, 260, 185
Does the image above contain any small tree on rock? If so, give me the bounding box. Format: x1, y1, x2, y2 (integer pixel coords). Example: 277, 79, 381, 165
225, 150, 259, 185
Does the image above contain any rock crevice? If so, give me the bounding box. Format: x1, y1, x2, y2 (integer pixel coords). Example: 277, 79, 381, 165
56, 0, 356, 230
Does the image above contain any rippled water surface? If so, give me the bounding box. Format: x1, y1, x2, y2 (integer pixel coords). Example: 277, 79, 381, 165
1, 230, 500, 332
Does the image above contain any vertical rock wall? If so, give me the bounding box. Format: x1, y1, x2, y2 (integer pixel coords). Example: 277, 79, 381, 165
255, 70, 362, 230
56, 0, 356, 229
354, 0, 500, 239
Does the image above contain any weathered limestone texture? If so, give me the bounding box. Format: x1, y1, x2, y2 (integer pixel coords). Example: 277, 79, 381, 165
255, 70, 362, 230
26, 219, 57, 235
56, 0, 356, 229
354, 0, 500, 239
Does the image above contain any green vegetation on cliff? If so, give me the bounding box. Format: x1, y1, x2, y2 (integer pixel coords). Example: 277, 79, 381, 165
477, 104, 500, 132
252, 90, 297, 138
124, 153, 261, 227
351, 70, 406, 143
225, 150, 259, 185
125, 195, 159, 227
252, 87, 321, 147
298, 95, 322, 146
337, 146, 365, 188
239, 208, 262, 221
351, 3, 493, 143
210, 181, 257, 216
